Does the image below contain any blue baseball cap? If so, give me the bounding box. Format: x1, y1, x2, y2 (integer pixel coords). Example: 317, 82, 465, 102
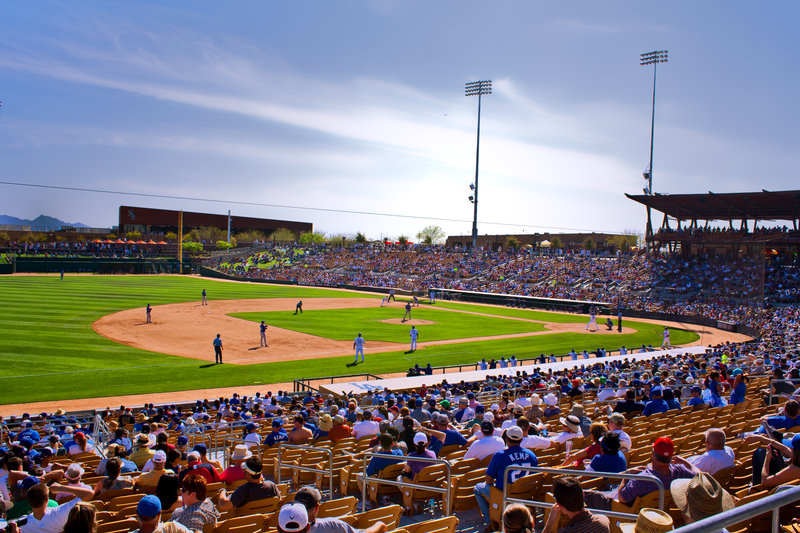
18, 476, 39, 491
792, 434, 800, 451
137, 495, 162, 519
192, 443, 207, 454
245, 423, 257, 432
176, 436, 188, 446
272, 418, 284, 428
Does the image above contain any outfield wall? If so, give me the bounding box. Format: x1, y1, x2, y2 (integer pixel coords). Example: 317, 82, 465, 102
430, 287, 761, 338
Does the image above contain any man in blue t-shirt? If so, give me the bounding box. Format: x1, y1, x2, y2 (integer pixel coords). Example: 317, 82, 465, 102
686, 386, 706, 408
428, 413, 467, 454
473, 426, 538, 528
642, 387, 669, 417
264, 419, 289, 447
364, 434, 404, 476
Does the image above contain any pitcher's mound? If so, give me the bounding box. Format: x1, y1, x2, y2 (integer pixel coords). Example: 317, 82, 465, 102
381, 318, 435, 325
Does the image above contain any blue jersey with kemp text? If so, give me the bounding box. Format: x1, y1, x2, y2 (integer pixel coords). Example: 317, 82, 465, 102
486, 445, 538, 490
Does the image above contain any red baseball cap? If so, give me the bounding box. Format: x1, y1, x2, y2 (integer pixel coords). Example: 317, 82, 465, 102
653, 437, 674, 458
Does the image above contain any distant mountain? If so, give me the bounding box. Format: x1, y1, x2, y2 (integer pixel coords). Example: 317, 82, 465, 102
0, 214, 89, 230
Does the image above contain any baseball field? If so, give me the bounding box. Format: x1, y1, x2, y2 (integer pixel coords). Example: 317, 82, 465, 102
0, 275, 711, 407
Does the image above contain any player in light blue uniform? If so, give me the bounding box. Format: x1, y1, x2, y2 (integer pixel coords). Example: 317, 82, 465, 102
409, 326, 419, 351
353, 332, 366, 363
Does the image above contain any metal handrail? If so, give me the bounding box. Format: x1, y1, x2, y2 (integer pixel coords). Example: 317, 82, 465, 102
91, 414, 111, 459
501, 466, 666, 522
222, 436, 266, 465
671, 484, 800, 533
359, 452, 452, 514
277, 443, 335, 498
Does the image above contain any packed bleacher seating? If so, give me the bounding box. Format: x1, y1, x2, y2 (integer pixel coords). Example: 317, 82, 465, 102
3, 247, 800, 531
4, 240, 171, 259
3, 296, 800, 532
213, 246, 800, 308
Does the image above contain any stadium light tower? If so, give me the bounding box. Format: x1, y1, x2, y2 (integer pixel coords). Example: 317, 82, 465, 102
640, 50, 668, 247
465, 80, 492, 252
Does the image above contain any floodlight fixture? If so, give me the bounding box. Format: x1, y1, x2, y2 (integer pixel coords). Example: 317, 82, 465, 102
465, 80, 492, 252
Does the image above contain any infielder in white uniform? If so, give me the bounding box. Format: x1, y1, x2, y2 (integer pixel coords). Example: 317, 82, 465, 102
661, 327, 671, 348
353, 332, 366, 363
409, 326, 419, 351
586, 311, 598, 332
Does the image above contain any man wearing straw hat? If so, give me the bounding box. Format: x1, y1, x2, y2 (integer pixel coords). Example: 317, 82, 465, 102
670, 472, 735, 530
219, 444, 251, 486
618, 509, 673, 533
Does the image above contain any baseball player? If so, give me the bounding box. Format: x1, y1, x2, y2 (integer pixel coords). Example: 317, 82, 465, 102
661, 327, 671, 348
585, 309, 598, 332
201, 289, 207, 305
353, 332, 366, 363
402, 302, 412, 322
146, 304, 152, 324
388, 289, 396, 302
380, 296, 388, 307
295, 300, 303, 314
412, 295, 419, 306
429, 290, 436, 304
260, 321, 268, 347
213, 334, 223, 364
409, 325, 419, 351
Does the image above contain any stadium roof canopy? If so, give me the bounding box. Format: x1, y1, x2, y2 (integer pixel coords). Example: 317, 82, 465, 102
625, 190, 800, 222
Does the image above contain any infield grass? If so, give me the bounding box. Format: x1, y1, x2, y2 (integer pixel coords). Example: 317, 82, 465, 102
0, 275, 699, 405
230, 306, 546, 342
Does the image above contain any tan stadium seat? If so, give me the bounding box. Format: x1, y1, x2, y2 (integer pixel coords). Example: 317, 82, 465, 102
96, 518, 139, 533
212, 513, 268, 533
316, 496, 358, 519
401, 463, 450, 515
340, 504, 404, 530
403, 516, 459, 533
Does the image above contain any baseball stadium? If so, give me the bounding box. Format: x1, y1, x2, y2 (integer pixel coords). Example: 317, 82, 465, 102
1, 190, 799, 533
3, 4, 800, 532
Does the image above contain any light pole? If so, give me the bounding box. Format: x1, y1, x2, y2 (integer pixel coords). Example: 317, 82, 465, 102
640, 50, 668, 248
466, 80, 491, 252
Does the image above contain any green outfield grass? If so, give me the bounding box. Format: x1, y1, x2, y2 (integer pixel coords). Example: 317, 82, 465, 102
0, 275, 699, 405
230, 306, 547, 342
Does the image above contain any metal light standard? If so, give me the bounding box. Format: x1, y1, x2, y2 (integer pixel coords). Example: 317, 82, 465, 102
465, 80, 492, 252
640, 50, 668, 248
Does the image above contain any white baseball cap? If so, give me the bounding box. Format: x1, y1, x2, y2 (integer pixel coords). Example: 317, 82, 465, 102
278, 503, 309, 533
506, 426, 524, 441
413, 432, 428, 445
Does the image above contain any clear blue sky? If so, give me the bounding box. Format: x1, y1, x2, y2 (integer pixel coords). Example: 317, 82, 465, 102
1, 1, 798, 239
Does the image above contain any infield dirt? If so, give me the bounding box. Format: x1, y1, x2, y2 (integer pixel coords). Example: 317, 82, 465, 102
92, 297, 751, 365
